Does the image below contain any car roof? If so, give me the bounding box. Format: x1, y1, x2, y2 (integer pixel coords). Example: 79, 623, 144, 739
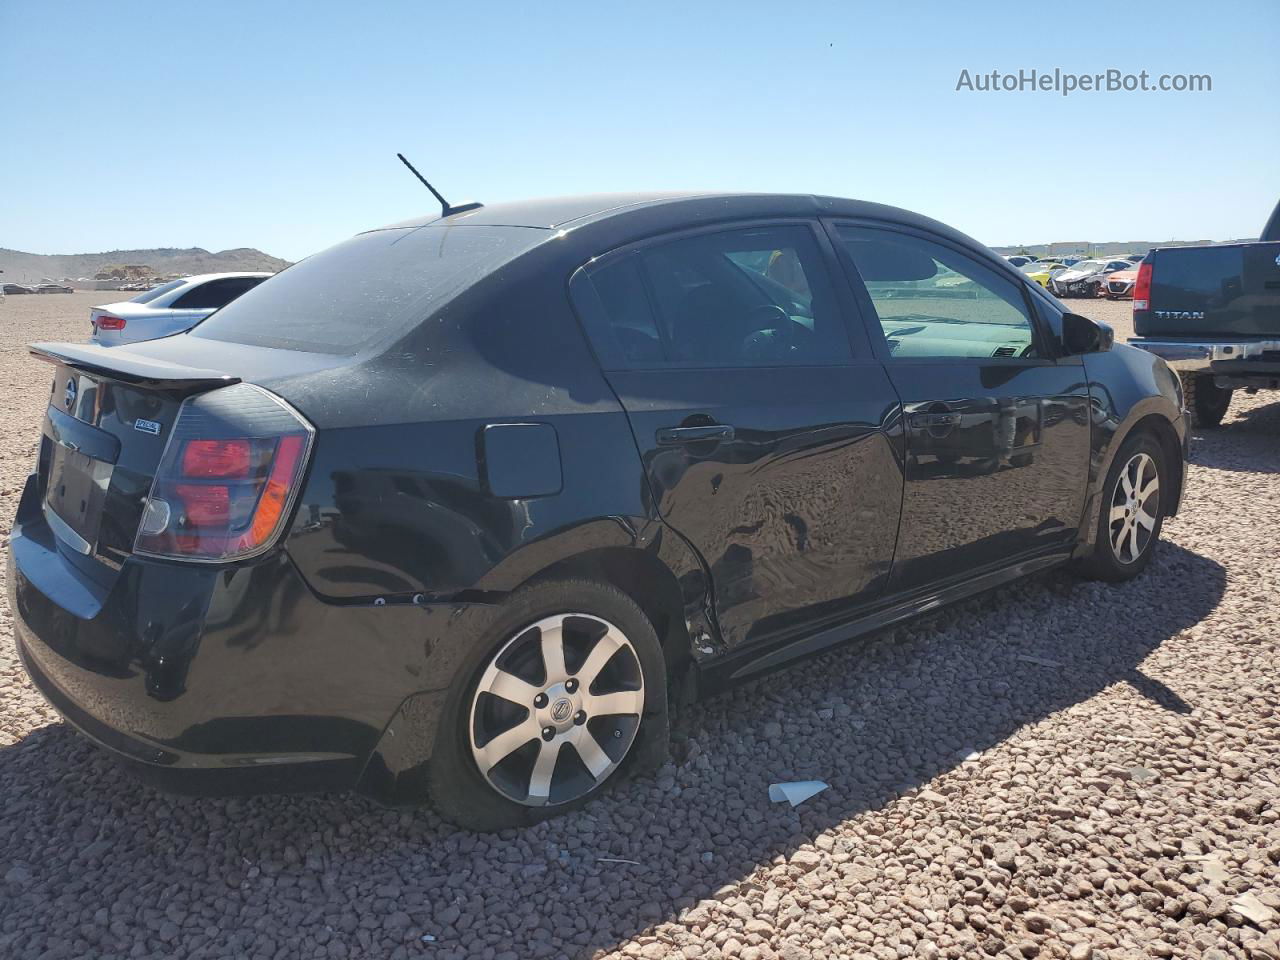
375, 192, 709, 230
371, 192, 979, 239
359, 191, 1035, 311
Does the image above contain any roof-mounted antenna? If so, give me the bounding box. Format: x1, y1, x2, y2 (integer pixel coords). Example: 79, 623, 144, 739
396, 153, 483, 218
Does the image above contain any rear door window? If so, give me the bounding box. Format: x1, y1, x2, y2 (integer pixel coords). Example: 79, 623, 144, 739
578, 223, 852, 368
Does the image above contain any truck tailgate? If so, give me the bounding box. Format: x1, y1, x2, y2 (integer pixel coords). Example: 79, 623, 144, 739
1138, 242, 1280, 337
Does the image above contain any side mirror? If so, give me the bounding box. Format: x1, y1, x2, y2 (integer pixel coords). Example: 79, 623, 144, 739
1061, 313, 1114, 355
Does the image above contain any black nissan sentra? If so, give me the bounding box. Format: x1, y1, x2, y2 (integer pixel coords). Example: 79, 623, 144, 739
10, 193, 1187, 829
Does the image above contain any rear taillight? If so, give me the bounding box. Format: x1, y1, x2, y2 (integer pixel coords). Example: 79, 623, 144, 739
95, 315, 126, 330
1133, 262, 1152, 313
134, 384, 314, 562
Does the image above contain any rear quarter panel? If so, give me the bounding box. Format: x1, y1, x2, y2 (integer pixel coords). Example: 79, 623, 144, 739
276, 239, 701, 603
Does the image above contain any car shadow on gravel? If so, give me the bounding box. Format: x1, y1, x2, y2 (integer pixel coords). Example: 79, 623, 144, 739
1188, 397, 1280, 474
0, 542, 1224, 960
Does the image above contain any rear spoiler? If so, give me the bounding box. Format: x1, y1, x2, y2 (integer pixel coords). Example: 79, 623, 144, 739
29, 342, 240, 393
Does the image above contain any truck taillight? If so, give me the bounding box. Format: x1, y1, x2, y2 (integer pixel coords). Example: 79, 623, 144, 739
134, 384, 313, 562
96, 315, 126, 330
1133, 262, 1152, 312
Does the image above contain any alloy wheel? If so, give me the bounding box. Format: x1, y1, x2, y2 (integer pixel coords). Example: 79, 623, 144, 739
1108, 452, 1160, 564
468, 613, 644, 806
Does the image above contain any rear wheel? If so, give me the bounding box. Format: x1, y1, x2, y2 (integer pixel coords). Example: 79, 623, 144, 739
429, 578, 665, 830
1075, 432, 1167, 581
1181, 372, 1232, 428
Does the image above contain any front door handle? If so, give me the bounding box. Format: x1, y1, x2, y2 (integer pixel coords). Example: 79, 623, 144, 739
656, 424, 736, 445
908, 412, 959, 429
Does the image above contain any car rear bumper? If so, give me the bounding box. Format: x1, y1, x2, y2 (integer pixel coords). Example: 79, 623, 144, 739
8, 472, 478, 801
1128, 338, 1280, 375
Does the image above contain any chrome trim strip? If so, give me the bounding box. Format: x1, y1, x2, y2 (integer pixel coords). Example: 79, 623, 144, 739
1127, 339, 1280, 371
43, 502, 93, 555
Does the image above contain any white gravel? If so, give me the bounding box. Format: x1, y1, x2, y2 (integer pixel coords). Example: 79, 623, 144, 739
1, 293, 1277, 960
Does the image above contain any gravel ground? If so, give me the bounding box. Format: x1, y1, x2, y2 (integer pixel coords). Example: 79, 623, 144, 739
1, 293, 1277, 960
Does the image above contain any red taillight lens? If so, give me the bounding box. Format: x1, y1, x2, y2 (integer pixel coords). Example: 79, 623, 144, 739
174, 484, 231, 527
96, 315, 126, 330
134, 385, 313, 562
182, 439, 253, 478
1133, 262, 1152, 312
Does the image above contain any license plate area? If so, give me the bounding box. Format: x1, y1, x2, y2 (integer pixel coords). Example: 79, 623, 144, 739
44, 442, 114, 555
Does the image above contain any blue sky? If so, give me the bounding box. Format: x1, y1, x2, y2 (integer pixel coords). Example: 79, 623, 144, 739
2, 0, 1276, 261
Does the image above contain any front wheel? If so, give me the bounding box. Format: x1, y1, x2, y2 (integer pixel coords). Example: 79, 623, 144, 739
1075, 432, 1167, 581
429, 578, 666, 830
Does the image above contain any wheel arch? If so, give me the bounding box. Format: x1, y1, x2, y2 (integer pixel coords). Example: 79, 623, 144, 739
517, 545, 697, 687
356, 536, 708, 807
1076, 408, 1185, 555
1114, 413, 1185, 519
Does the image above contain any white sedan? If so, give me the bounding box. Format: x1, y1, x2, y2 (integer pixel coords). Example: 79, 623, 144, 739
89, 272, 272, 345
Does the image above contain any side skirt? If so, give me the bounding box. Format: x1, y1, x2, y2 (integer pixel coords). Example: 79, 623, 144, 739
697, 549, 1073, 695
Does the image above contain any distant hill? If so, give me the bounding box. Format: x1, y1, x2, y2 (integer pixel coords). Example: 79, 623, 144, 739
0, 246, 290, 282
992, 238, 1258, 258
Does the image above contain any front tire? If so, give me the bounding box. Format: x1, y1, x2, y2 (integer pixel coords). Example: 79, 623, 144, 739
429, 578, 666, 831
1075, 432, 1167, 582
1181, 372, 1232, 428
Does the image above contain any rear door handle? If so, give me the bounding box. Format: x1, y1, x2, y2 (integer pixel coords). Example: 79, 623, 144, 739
656, 424, 736, 445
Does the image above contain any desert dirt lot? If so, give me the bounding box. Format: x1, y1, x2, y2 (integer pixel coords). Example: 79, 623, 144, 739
0, 292, 1277, 960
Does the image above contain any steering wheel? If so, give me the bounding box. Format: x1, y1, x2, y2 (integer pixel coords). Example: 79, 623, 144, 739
740, 304, 800, 361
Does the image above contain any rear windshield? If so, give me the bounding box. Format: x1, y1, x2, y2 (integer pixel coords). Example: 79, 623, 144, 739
1152, 245, 1243, 298
130, 278, 188, 304
190, 225, 547, 354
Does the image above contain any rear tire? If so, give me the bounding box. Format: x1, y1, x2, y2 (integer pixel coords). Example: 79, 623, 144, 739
1075, 432, 1167, 582
428, 578, 667, 831
1181, 372, 1232, 428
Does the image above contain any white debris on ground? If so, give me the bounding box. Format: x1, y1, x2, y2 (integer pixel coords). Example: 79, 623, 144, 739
0, 294, 1277, 959
769, 782, 830, 807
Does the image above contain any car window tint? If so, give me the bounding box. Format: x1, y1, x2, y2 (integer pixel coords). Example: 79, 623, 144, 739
192, 226, 546, 354
837, 226, 1038, 360
171, 276, 267, 310
588, 256, 664, 362
588, 224, 850, 367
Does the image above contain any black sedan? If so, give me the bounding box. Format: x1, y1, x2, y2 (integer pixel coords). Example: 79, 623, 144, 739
10, 193, 1187, 830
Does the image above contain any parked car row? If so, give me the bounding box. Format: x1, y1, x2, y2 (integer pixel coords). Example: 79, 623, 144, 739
2, 282, 74, 294
1004, 254, 1148, 299
1050, 258, 1144, 298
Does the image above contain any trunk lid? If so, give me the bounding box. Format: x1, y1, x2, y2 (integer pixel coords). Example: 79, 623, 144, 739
30, 343, 240, 584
